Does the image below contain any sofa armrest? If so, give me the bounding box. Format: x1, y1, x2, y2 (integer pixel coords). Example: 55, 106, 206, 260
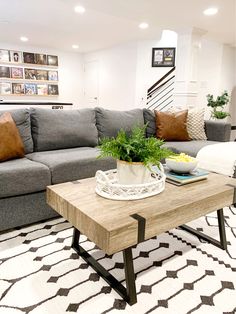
204, 120, 231, 142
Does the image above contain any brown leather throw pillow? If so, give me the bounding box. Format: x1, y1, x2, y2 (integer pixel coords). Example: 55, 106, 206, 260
155, 110, 190, 141
0, 112, 25, 162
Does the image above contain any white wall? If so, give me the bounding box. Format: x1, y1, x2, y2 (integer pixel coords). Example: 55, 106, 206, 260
197, 41, 236, 122
83, 41, 138, 110
135, 31, 178, 107
0, 43, 83, 108
83, 31, 178, 110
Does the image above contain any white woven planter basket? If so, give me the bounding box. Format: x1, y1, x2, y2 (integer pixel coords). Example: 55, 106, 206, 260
95, 166, 166, 200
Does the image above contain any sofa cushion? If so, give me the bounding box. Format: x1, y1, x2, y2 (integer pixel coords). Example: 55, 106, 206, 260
26, 147, 116, 184
143, 109, 156, 137
0, 108, 33, 154
0, 158, 51, 198
0, 112, 25, 162
30, 108, 98, 151
96, 107, 144, 139
164, 140, 219, 157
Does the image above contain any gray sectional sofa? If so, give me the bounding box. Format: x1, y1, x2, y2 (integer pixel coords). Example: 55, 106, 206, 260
0, 107, 231, 232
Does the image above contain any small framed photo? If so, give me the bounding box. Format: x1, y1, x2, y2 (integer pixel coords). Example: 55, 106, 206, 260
35, 53, 47, 65
12, 83, 25, 94
152, 47, 175, 67
48, 70, 58, 81
0, 82, 11, 95
0, 49, 10, 62
47, 55, 58, 66
24, 68, 37, 80
11, 67, 24, 79
23, 52, 35, 64
36, 70, 48, 80
37, 84, 48, 95
10, 51, 23, 63
25, 83, 37, 95
48, 84, 59, 95
0, 66, 10, 78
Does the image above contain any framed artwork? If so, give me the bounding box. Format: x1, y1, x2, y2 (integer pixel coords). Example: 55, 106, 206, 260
0, 66, 10, 78
47, 55, 58, 66
48, 84, 59, 95
24, 68, 37, 80
23, 52, 35, 64
0, 82, 11, 95
36, 70, 48, 80
152, 47, 175, 67
48, 70, 58, 81
25, 83, 37, 95
37, 84, 48, 95
10, 51, 22, 63
11, 67, 24, 79
0, 49, 10, 62
35, 53, 47, 65
12, 83, 25, 94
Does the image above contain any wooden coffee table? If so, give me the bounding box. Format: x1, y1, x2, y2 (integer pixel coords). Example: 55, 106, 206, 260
47, 173, 235, 305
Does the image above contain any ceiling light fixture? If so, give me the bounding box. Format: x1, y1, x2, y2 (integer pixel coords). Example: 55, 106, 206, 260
74, 5, 85, 14
203, 7, 218, 16
20, 36, 28, 42
72, 44, 79, 49
139, 22, 149, 29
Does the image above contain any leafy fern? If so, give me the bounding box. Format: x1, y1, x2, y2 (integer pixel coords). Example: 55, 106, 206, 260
98, 125, 174, 167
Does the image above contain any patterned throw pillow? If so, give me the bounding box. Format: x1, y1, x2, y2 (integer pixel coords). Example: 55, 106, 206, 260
187, 108, 207, 140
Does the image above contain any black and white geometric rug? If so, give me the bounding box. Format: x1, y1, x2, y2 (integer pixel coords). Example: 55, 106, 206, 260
0, 206, 236, 314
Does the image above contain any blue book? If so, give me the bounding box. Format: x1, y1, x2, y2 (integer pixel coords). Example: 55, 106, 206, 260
165, 168, 209, 185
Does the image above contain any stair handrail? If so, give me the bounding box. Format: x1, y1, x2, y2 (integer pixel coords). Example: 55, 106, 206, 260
147, 66, 175, 94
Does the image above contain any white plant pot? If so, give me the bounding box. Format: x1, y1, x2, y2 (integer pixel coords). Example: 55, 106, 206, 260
117, 160, 152, 185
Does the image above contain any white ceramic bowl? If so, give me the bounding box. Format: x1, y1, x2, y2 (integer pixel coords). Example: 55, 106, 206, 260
165, 158, 198, 173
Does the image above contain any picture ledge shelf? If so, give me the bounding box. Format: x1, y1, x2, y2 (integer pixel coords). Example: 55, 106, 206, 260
0, 61, 58, 69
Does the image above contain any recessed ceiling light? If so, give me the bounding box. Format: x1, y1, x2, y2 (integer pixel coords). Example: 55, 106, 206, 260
139, 22, 149, 29
203, 7, 218, 16
74, 5, 85, 14
72, 44, 79, 49
20, 36, 28, 42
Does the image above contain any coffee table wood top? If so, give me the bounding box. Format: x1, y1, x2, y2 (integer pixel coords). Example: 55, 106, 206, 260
47, 173, 235, 255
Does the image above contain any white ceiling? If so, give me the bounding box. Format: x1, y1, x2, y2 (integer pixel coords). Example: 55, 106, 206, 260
0, 0, 235, 53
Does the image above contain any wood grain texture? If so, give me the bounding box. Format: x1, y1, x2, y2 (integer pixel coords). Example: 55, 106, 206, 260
47, 173, 235, 254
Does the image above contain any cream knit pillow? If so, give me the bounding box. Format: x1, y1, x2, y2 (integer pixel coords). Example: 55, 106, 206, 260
187, 108, 207, 140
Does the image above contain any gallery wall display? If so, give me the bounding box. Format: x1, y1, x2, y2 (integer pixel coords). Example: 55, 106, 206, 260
0, 48, 59, 96
152, 47, 176, 67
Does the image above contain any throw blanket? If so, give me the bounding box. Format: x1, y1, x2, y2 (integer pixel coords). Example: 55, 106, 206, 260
196, 142, 236, 177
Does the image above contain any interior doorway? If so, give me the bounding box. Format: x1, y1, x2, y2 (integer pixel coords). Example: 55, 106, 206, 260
84, 61, 99, 106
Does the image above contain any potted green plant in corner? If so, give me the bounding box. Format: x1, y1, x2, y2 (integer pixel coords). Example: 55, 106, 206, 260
206, 90, 231, 119
98, 125, 174, 185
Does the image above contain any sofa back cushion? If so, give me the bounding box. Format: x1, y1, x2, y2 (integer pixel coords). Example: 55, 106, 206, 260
143, 109, 156, 137
31, 108, 98, 151
96, 107, 144, 139
0, 108, 33, 154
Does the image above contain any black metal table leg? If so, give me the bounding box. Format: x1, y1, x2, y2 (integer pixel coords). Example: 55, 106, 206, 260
71, 228, 137, 305
123, 248, 137, 305
217, 209, 227, 249
180, 208, 227, 250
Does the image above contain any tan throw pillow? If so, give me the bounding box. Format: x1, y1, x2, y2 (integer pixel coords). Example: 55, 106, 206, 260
0, 112, 25, 162
155, 110, 190, 141
187, 108, 207, 140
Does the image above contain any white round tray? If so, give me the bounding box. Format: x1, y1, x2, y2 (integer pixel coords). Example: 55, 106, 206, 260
95, 167, 166, 200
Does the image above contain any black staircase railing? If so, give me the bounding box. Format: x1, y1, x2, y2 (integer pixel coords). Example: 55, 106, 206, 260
147, 66, 175, 111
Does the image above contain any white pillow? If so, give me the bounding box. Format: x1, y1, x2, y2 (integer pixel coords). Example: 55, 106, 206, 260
187, 108, 207, 140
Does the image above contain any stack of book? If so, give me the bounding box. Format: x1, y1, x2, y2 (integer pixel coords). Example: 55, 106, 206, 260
165, 168, 209, 186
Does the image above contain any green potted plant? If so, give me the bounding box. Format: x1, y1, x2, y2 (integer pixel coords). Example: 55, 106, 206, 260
206, 90, 231, 119
98, 125, 174, 185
